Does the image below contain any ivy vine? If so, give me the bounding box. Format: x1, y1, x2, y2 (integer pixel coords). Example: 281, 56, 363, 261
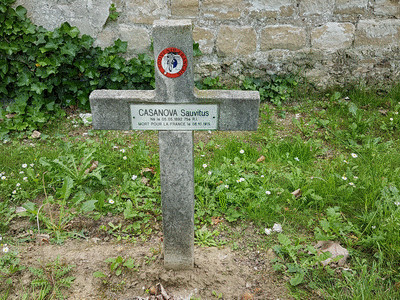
0, 0, 154, 138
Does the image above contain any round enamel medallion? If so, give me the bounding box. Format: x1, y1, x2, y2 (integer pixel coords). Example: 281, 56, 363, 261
157, 47, 188, 78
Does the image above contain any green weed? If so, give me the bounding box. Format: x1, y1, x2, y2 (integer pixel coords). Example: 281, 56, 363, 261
28, 257, 75, 300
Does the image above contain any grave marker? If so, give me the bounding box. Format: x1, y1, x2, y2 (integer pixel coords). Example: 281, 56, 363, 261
89, 19, 260, 270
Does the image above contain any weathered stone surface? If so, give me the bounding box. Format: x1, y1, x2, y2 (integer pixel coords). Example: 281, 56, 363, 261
216, 26, 256, 56
247, 0, 296, 18
202, 0, 243, 20
335, 0, 368, 14
125, 0, 169, 24
13, 0, 400, 87
312, 22, 355, 51
193, 27, 214, 55
171, 0, 198, 18
159, 130, 194, 270
355, 20, 400, 46
300, 0, 335, 16
94, 27, 118, 49
14, 0, 110, 36
374, 0, 400, 17
260, 25, 306, 51
119, 25, 151, 54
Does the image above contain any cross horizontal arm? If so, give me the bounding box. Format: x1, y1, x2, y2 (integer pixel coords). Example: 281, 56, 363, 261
194, 88, 259, 131
89, 88, 260, 131
90, 90, 155, 130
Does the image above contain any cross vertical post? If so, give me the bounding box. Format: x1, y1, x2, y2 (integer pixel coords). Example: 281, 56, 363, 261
153, 20, 196, 270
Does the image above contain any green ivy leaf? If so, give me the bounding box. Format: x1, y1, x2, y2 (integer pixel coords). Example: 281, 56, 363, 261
68, 27, 80, 38
0, 4, 7, 13
80, 34, 94, 49
23, 22, 36, 34
0, 60, 8, 74
113, 39, 127, 53
30, 82, 47, 94
40, 40, 58, 53
17, 72, 32, 86
60, 41, 78, 57
193, 42, 202, 57
15, 5, 27, 19
0, 41, 19, 55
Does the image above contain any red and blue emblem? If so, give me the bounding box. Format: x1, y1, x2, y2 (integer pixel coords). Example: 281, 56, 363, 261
157, 47, 188, 78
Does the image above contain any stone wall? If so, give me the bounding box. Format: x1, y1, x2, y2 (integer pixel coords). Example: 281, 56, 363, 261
14, 0, 400, 87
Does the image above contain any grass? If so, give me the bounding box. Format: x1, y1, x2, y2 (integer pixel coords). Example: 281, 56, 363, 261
1, 81, 400, 299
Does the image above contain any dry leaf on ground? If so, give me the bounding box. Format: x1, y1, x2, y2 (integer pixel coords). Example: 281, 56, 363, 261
314, 240, 349, 266
291, 189, 302, 198
31, 130, 41, 139
84, 161, 98, 174
141, 167, 156, 175
256, 155, 265, 163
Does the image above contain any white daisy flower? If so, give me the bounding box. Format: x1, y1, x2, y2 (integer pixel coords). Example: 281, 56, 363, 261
202, 164, 207, 169
351, 153, 358, 158
108, 199, 114, 204
272, 223, 283, 233
266, 190, 271, 195
22, 164, 27, 168
240, 149, 244, 154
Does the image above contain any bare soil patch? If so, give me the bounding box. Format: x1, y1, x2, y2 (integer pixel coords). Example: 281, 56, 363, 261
6, 217, 293, 300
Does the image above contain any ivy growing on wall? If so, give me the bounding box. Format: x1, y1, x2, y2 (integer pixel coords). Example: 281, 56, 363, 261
0, 0, 298, 138
0, 0, 154, 138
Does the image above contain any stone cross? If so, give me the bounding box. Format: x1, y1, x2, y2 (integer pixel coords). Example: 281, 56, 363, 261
89, 20, 260, 270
